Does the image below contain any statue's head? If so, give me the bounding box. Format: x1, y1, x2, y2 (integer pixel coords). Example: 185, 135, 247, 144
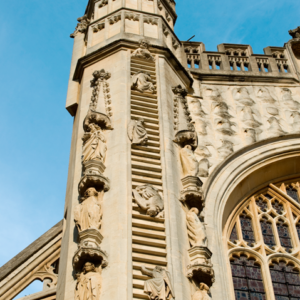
83, 262, 96, 273
199, 283, 209, 291
139, 39, 150, 49
154, 266, 164, 272
190, 207, 199, 215
84, 187, 98, 197
184, 144, 192, 150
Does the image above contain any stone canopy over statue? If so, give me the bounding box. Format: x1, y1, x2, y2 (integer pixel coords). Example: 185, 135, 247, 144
75, 262, 102, 300
141, 265, 175, 300
74, 187, 103, 232
82, 123, 107, 163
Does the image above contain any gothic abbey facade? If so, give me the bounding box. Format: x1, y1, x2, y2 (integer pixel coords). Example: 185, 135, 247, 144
1, 0, 300, 300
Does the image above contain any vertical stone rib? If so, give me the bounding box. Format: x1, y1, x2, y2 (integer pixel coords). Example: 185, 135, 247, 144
129, 57, 167, 300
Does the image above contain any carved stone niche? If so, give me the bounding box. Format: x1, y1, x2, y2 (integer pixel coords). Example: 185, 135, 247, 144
187, 247, 215, 287
73, 247, 108, 274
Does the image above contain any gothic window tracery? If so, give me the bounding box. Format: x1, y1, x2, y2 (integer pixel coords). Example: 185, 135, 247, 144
226, 180, 300, 300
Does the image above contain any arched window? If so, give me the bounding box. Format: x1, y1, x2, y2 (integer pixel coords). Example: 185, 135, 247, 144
227, 179, 300, 300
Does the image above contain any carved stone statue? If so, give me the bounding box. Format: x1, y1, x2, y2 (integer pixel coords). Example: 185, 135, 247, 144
82, 123, 107, 163
281, 88, 300, 110
257, 87, 276, 103
179, 145, 199, 177
75, 262, 102, 300
244, 128, 257, 145
241, 106, 262, 128
141, 265, 175, 300
131, 39, 155, 61
132, 185, 164, 217
192, 283, 211, 300
70, 15, 90, 38
131, 71, 156, 93
198, 158, 211, 178
128, 118, 148, 145
217, 140, 234, 159
291, 111, 300, 133
267, 117, 286, 138
186, 208, 207, 248
289, 26, 300, 39
232, 87, 255, 106
74, 188, 103, 232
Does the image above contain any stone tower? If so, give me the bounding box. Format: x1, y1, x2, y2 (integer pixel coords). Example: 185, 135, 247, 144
2, 1, 300, 300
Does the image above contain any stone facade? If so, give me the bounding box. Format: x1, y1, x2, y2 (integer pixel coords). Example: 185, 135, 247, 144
1, 1, 300, 300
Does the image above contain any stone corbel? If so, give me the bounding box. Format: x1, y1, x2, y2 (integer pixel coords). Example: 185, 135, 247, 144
143, 17, 159, 25
125, 13, 140, 21
180, 176, 203, 211
92, 22, 105, 33
162, 24, 169, 37
187, 246, 215, 287
83, 110, 113, 131
108, 14, 121, 25
78, 173, 110, 196
98, 0, 108, 7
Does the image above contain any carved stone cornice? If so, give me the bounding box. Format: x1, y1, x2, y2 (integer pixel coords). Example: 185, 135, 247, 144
125, 12, 140, 21
73, 39, 193, 88
143, 16, 159, 25
78, 173, 110, 196
108, 14, 121, 24
73, 247, 108, 272
92, 22, 105, 32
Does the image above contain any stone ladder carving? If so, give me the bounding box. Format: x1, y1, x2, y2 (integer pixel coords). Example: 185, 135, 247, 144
129, 54, 168, 300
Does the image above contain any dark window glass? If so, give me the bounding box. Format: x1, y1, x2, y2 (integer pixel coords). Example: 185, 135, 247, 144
240, 213, 255, 245
270, 261, 300, 299
260, 218, 276, 248
296, 223, 300, 241
276, 220, 293, 251
286, 187, 299, 203
264, 194, 273, 200
272, 200, 284, 215
256, 198, 268, 212
230, 224, 238, 243
231, 255, 266, 300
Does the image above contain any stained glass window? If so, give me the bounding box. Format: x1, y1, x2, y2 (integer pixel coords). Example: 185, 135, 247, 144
272, 200, 284, 215
256, 198, 268, 212
230, 224, 238, 243
230, 255, 266, 300
264, 193, 273, 200
296, 223, 300, 241
260, 217, 276, 248
286, 186, 299, 203
276, 220, 293, 251
270, 261, 300, 299
240, 213, 255, 245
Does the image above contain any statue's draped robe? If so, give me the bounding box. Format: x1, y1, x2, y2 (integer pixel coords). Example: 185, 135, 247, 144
179, 147, 199, 177
132, 73, 155, 93
74, 196, 102, 231
75, 271, 102, 300
186, 210, 207, 247
144, 269, 175, 300
82, 130, 107, 162
128, 120, 148, 145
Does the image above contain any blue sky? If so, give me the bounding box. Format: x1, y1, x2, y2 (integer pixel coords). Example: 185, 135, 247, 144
0, 0, 299, 298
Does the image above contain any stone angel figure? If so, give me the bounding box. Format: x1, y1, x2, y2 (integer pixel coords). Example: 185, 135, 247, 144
74, 187, 103, 232
131, 71, 156, 94
82, 123, 107, 163
132, 185, 164, 217
128, 118, 148, 145
192, 283, 211, 300
131, 39, 155, 61
186, 208, 208, 248
141, 265, 175, 300
75, 262, 102, 300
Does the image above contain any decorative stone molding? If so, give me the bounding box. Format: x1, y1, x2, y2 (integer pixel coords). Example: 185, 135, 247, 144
187, 247, 214, 286
173, 130, 197, 149
83, 110, 113, 131
165, 12, 171, 22
172, 85, 193, 132
125, 12, 140, 21
73, 247, 108, 272
157, 0, 163, 10
90, 69, 112, 117
92, 22, 105, 33
172, 37, 179, 50
78, 228, 104, 248
70, 15, 90, 38
143, 16, 159, 25
131, 39, 155, 61
108, 14, 121, 25
35, 263, 58, 288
